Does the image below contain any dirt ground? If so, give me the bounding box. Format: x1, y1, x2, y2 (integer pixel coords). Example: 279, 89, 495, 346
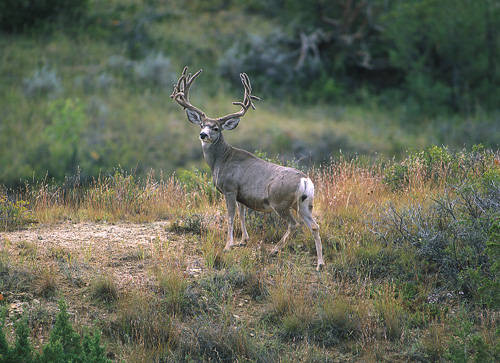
0, 221, 211, 341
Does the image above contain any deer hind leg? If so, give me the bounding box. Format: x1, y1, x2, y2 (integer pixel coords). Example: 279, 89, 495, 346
298, 198, 325, 271
270, 208, 299, 255
238, 202, 249, 244
224, 192, 237, 251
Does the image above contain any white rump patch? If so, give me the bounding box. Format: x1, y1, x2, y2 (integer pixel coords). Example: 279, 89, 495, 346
297, 177, 315, 202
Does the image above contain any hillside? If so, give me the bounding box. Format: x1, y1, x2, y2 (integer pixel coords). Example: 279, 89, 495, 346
1, 0, 499, 187
1, 148, 499, 361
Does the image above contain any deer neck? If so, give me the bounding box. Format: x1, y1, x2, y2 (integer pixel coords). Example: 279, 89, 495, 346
201, 133, 232, 173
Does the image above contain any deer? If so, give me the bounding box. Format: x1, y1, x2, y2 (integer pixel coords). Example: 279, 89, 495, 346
170, 67, 324, 271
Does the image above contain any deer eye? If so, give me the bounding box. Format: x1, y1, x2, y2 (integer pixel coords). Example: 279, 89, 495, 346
213, 127, 219, 132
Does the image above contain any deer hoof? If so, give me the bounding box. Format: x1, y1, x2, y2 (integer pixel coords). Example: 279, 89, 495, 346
316, 262, 325, 272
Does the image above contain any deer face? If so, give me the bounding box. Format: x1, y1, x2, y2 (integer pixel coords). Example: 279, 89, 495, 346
186, 109, 240, 144
199, 120, 221, 144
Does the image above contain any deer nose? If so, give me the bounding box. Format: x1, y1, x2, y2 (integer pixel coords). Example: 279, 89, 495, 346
200, 132, 208, 139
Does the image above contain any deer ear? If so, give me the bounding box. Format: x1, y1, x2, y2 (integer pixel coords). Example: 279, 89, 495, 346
221, 117, 240, 130
186, 109, 203, 125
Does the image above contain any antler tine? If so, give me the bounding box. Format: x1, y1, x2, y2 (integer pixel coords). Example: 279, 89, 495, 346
183, 69, 202, 100
217, 72, 260, 122
170, 66, 206, 117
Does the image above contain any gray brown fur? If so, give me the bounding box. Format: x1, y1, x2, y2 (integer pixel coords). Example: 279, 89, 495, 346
171, 67, 324, 271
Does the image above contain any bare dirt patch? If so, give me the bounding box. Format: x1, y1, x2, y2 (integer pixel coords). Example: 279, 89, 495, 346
0, 221, 208, 342
2, 221, 207, 290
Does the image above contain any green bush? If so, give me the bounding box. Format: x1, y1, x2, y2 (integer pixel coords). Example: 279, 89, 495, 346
40, 98, 87, 181
176, 167, 219, 204
444, 312, 499, 362
0, 300, 109, 362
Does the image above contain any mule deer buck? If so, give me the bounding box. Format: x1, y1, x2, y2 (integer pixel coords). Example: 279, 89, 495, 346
170, 67, 324, 271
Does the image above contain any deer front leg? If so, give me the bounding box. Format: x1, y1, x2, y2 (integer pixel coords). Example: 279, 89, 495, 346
224, 192, 237, 251
238, 202, 249, 244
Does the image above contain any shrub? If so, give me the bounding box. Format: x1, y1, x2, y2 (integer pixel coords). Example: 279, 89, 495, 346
39, 98, 87, 181
41, 300, 110, 362
0, 195, 33, 231
383, 0, 500, 112
218, 30, 322, 99
0, 300, 109, 362
23, 66, 62, 98
444, 312, 499, 363
133, 52, 176, 89
375, 172, 500, 307
176, 167, 219, 204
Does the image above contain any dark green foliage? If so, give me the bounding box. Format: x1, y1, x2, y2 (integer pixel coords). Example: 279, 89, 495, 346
10, 319, 34, 363
383, 0, 500, 113
218, 30, 322, 98
0, 301, 109, 363
0, 0, 89, 32
444, 313, 499, 362
0, 311, 7, 359
40, 300, 109, 362
226, 0, 500, 112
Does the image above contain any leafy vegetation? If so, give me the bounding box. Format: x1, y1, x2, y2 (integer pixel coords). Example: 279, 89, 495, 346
0, 300, 109, 363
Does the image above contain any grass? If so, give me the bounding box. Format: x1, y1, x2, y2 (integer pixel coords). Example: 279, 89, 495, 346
0, 147, 498, 361
90, 275, 119, 304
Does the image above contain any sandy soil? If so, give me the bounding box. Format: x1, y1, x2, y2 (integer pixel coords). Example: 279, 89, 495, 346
0, 221, 211, 339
